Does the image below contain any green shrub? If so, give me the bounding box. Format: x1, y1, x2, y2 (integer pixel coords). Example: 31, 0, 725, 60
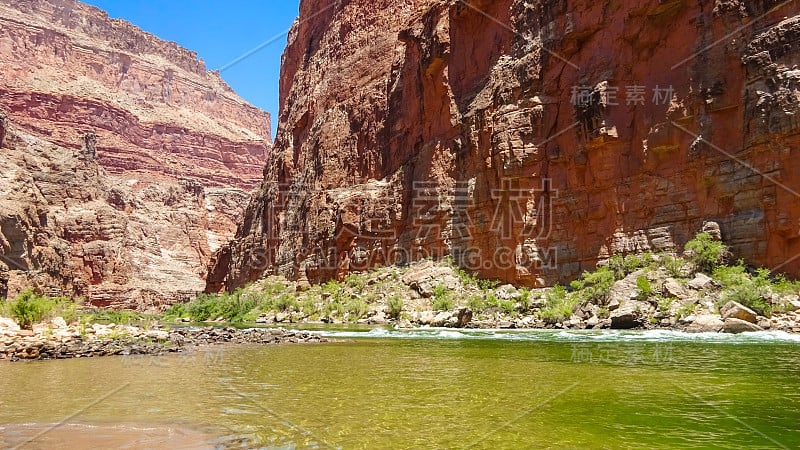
607, 255, 626, 280
607, 254, 651, 280
657, 296, 674, 314
710, 265, 776, 315
300, 298, 317, 315
772, 274, 800, 296
324, 300, 345, 318
685, 232, 728, 273
662, 254, 686, 278
477, 278, 501, 291
467, 295, 486, 312
274, 294, 299, 313
539, 285, 580, 323
484, 291, 499, 309
636, 275, 652, 301
677, 303, 696, 320
171, 289, 258, 323
387, 295, 404, 319
432, 285, 454, 311
344, 274, 366, 291
345, 298, 369, 319
499, 299, 516, 315
576, 267, 615, 304
518, 288, 532, 311
7, 289, 55, 329
712, 262, 750, 289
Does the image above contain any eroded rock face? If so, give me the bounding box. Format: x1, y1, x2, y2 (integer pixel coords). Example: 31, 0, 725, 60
0, 0, 271, 308
210, 0, 800, 291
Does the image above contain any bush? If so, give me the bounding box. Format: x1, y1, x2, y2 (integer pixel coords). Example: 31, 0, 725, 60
574, 267, 615, 304
7, 290, 55, 329
712, 264, 773, 315
274, 294, 299, 313
539, 285, 580, 323
499, 299, 516, 315
387, 295, 404, 319
324, 300, 345, 318
432, 285, 454, 311
344, 274, 365, 290
467, 295, 486, 312
636, 275, 652, 301
171, 289, 258, 323
772, 275, 800, 295
712, 262, 750, 289
607, 254, 652, 280
345, 298, 369, 319
685, 232, 728, 273
662, 254, 686, 278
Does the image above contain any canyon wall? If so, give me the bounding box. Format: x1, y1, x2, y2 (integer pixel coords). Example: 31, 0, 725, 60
0, 0, 271, 308
209, 0, 800, 291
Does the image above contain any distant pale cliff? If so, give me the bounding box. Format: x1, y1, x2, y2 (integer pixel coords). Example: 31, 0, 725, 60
0, 0, 271, 308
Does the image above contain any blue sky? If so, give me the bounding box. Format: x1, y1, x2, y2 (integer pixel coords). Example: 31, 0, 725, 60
83, 0, 302, 138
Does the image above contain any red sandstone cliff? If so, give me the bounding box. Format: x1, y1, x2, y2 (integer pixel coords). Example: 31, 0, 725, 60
0, 0, 271, 308
209, 0, 800, 292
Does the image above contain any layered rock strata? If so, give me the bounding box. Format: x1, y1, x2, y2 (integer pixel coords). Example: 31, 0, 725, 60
209, 0, 800, 290
0, 0, 271, 307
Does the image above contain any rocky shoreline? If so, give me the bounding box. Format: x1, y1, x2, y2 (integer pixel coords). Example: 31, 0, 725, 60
0, 319, 327, 362
392, 304, 800, 334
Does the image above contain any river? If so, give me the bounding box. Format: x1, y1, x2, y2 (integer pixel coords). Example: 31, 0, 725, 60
2, 328, 799, 449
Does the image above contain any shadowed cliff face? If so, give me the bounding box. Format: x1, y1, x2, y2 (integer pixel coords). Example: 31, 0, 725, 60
0, 0, 271, 308
209, 0, 800, 292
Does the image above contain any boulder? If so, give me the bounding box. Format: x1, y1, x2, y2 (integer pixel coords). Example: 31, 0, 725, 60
608, 270, 645, 304
453, 307, 472, 328
495, 285, 520, 300
50, 317, 68, 329
607, 299, 620, 311
702, 221, 723, 241
431, 311, 451, 327
723, 318, 763, 334
401, 260, 461, 298
789, 298, 800, 311
720, 301, 757, 324
610, 301, 649, 329
0, 317, 20, 331
663, 278, 690, 301
144, 330, 170, 341
417, 310, 436, 326
687, 273, 715, 291
368, 311, 388, 325
686, 315, 724, 333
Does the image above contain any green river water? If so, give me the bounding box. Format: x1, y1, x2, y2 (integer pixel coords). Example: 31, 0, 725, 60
1, 328, 799, 449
